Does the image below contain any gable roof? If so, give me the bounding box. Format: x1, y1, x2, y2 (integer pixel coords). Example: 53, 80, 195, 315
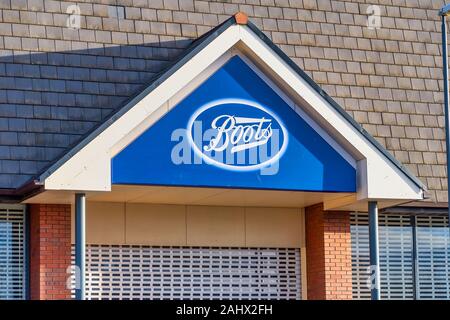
0, 17, 237, 201
34, 17, 237, 188
5, 13, 425, 202
244, 22, 426, 192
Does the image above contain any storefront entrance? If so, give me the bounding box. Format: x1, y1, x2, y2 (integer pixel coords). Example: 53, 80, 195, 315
2, 202, 450, 300
80, 246, 301, 300
69, 201, 306, 300
16, 15, 426, 300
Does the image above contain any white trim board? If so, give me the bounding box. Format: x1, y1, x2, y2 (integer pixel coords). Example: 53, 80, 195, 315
238, 52, 356, 169
41, 23, 424, 207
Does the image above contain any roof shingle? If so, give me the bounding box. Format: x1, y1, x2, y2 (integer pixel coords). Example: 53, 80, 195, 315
0, 0, 446, 203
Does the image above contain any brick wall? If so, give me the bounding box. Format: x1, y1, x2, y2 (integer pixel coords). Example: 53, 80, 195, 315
305, 203, 352, 300
29, 203, 71, 300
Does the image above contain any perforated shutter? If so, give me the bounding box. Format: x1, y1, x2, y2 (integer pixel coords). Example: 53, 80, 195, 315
350, 212, 414, 300
0, 205, 26, 300
416, 215, 450, 299
75, 245, 301, 300
350, 213, 371, 300
379, 214, 414, 299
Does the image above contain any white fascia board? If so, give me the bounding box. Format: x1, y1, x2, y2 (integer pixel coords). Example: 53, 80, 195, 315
237, 25, 423, 201
238, 53, 356, 169
44, 25, 241, 191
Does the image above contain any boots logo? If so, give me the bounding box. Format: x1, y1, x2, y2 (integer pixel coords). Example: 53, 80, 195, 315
186, 99, 288, 172
203, 115, 273, 153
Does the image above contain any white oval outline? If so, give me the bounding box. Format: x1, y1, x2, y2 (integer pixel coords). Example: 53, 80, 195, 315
186, 98, 289, 172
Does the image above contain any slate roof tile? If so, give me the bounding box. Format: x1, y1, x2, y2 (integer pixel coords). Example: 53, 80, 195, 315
0, 0, 446, 203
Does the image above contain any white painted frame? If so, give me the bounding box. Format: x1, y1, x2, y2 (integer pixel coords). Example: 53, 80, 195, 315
238, 52, 356, 169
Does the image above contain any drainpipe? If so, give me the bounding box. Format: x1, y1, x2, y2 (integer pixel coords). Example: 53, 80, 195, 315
75, 193, 86, 300
368, 201, 380, 300
440, 4, 450, 237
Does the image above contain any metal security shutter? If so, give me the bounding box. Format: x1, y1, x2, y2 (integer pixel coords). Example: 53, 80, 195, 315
350, 213, 370, 300
416, 215, 450, 299
0, 205, 26, 300
379, 214, 414, 299
75, 245, 301, 300
350, 212, 414, 300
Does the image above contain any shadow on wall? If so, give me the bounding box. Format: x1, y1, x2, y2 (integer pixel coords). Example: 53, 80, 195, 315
0, 39, 193, 188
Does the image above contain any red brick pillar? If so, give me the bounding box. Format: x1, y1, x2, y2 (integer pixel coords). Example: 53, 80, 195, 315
29, 204, 72, 300
305, 203, 352, 300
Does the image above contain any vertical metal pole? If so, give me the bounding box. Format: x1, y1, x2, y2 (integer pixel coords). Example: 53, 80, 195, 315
442, 15, 450, 236
368, 201, 380, 300
75, 193, 86, 300
410, 215, 419, 300
24, 205, 30, 300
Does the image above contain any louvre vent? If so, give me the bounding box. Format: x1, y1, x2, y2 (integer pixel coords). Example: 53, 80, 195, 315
0, 206, 26, 300
350, 213, 370, 300
351, 212, 414, 300
72, 245, 301, 300
378, 214, 414, 299
351, 212, 450, 300
416, 215, 450, 299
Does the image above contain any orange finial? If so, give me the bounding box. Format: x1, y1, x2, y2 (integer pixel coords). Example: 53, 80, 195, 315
234, 12, 248, 25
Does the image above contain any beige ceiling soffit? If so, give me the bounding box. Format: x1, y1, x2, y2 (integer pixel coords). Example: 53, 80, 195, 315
323, 194, 358, 211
